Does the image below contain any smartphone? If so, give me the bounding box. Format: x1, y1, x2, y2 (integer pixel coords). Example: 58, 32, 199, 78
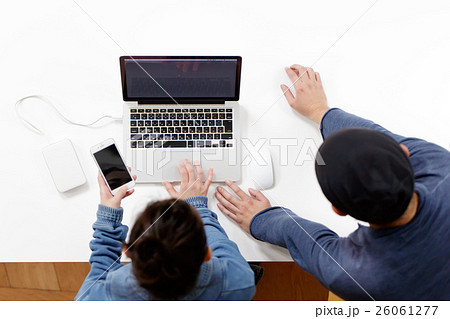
90, 138, 135, 195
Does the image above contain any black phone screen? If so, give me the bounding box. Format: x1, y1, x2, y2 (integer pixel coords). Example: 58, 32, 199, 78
94, 144, 132, 190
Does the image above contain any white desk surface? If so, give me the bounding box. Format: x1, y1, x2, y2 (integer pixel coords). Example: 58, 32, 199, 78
1, 0, 449, 261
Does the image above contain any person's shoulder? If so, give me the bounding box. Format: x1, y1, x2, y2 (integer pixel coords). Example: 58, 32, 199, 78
207, 257, 255, 300
212, 257, 255, 293
429, 170, 450, 196
108, 264, 150, 300
415, 180, 450, 232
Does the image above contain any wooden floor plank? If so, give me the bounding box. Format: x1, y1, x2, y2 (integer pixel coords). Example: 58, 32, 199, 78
5, 263, 60, 291
0, 287, 76, 301
0, 264, 10, 288
253, 262, 328, 301
53, 262, 91, 292
1, 261, 332, 301
328, 291, 345, 301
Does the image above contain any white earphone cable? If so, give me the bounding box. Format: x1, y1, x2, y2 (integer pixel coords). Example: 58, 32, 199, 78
15, 95, 122, 136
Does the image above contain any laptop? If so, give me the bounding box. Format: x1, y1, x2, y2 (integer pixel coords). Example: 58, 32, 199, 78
120, 56, 242, 182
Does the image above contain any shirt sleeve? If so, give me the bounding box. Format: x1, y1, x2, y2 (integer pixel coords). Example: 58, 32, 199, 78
184, 196, 256, 299
249, 206, 344, 288
320, 108, 450, 190
75, 204, 128, 301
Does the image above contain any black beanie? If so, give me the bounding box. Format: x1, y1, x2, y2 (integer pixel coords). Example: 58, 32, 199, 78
315, 128, 414, 224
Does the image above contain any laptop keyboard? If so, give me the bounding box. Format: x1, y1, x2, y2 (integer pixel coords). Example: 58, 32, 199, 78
129, 107, 234, 148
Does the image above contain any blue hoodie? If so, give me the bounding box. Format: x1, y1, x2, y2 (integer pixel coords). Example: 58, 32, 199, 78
76, 196, 255, 300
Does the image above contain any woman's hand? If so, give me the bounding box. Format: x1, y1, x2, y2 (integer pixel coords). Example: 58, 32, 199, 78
98, 169, 136, 209
163, 159, 213, 200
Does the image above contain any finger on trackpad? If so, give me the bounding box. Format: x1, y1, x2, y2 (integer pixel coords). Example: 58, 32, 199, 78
161, 151, 199, 181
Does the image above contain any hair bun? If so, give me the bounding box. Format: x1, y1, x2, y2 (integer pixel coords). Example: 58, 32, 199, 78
134, 238, 181, 282
135, 238, 165, 259
128, 199, 207, 300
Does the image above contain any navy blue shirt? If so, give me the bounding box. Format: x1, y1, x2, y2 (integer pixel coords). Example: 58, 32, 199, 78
250, 108, 450, 300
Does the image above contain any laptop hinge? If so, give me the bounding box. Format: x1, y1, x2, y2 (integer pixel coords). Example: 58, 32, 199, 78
137, 99, 226, 105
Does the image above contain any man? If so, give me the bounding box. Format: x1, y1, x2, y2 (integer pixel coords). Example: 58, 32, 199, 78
214, 64, 450, 300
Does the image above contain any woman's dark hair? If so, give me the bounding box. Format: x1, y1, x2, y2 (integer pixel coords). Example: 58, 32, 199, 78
127, 199, 207, 300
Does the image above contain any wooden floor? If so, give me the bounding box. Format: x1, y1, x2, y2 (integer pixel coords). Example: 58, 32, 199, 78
0, 262, 334, 301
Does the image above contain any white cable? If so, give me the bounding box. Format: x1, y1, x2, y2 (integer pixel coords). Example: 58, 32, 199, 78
15, 95, 122, 136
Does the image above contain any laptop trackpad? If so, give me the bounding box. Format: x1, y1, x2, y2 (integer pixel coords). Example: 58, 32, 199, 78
200, 149, 240, 182
161, 150, 201, 181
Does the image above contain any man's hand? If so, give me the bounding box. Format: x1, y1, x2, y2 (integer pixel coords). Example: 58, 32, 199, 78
281, 64, 330, 124
215, 180, 271, 233
163, 159, 213, 200
98, 170, 136, 209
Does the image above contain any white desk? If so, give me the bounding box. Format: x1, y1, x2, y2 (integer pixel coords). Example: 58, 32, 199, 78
1, 0, 449, 261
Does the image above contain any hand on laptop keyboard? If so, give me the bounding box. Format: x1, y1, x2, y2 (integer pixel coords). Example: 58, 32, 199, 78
163, 159, 213, 200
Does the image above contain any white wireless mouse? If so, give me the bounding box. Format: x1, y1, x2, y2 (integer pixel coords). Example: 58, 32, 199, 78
249, 147, 274, 190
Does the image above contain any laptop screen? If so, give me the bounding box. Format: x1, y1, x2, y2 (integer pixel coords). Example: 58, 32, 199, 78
120, 56, 241, 102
